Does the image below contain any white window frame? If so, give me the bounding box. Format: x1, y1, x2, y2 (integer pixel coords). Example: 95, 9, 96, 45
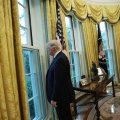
99, 21, 114, 76
18, 0, 47, 119
65, 16, 81, 87
69, 50, 81, 87
22, 48, 47, 120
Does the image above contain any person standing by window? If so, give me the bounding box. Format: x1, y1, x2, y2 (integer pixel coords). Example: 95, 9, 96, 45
98, 38, 108, 74
46, 40, 75, 120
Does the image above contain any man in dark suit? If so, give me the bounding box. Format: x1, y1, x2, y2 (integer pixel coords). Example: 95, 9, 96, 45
46, 40, 75, 120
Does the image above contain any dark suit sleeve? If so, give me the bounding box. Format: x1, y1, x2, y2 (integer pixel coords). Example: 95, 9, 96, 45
51, 59, 65, 101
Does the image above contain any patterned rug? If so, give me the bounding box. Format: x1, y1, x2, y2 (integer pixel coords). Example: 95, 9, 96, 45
100, 92, 120, 120
87, 92, 120, 120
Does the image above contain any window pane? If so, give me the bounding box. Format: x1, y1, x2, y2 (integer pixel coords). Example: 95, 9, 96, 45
104, 50, 114, 76
23, 50, 30, 73
99, 22, 114, 76
20, 27, 28, 44
99, 22, 108, 49
23, 49, 47, 119
102, 40, 107, 49
74, 77, 80, 88
18, 1, 29, 45
65, 16, 75, 50
71, 65, 76, 78
34, 96, 41, 119
29, 100, 35, 120
104, 50, 109, 59
70, 52, 81, 87
18, 4, 26, 27
18, 0, 26, 6
66, 28, 74, 50
70, 52, 74, 64
26, 75, 33, 99
65, 17, 72, 28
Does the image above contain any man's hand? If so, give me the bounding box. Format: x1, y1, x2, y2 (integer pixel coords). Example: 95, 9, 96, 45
51, 100, 57, 107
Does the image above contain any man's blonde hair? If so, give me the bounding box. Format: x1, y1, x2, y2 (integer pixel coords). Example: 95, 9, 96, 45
47, 40, 62, 51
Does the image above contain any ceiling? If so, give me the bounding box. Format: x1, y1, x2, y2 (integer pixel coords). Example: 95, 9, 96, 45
85, 0, 120, 4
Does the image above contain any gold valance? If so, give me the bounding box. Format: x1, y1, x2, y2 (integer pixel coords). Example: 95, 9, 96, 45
57, 0, 72, 14
88, 4, 103, 22
72, 0, 87, 20
103, 5, 120, 23
58, 0, 120, 23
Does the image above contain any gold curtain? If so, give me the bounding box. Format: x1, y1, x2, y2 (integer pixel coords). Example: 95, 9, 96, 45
72, 0, 87, 20
58, 0, 120, 23
113, 21, 120, 75
0, 0, 28, 120
46, 0, 57, 40
103, 5, 120, 23
88, 4, 103, 22
82, 18, 98, 72
57, 0, 72, 14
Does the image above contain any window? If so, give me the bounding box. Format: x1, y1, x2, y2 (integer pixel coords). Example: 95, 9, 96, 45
18, 0, 31, 45
65, 16, 81, 87
99, 22, 114, 76
69, 51, 81, 87
18, 1, 47, 120
65, 17, 75, 50
23, 49, 46, 120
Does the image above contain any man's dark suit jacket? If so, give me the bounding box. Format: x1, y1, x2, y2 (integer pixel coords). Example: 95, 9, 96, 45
46, 51, 75, 105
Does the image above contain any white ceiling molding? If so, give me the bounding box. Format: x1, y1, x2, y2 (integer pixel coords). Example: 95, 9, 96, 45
85, 0, 120, 5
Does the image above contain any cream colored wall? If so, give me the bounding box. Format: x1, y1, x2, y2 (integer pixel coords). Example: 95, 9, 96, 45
86, 0, 120, 4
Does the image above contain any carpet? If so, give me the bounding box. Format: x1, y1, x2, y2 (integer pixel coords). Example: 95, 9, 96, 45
87, 92, 120, 120
100, 92, 120, 120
